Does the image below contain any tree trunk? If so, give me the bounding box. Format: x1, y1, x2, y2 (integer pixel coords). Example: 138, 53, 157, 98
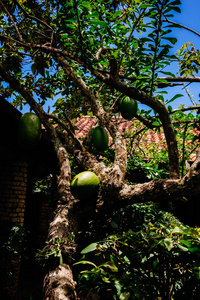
43, 201, 78, 300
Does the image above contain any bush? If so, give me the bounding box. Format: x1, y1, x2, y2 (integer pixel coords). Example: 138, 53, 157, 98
74, 203, 200, 299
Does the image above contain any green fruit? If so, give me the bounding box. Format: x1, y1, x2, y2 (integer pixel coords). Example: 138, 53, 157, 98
70, 171, 100, 200
92, 126, 109, 151
119, 97, 138, 120
18, 112, 42, 149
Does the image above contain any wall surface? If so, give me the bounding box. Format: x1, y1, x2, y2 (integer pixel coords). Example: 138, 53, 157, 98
0, 159, 28, 226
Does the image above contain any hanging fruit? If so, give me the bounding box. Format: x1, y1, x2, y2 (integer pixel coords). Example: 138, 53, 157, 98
18, 112, 41, 149
92, 126, 109, 151
70, 171, 100, 200
119, 97, 138, 120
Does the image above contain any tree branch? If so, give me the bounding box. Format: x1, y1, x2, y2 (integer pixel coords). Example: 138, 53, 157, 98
89, 66, 180, 179
54, 54, 127, 181
171, 105, 200, 114
14, 0, 54, 32
0, 0, 23, 41
120, 156, 200, 204
164, 17, 200, 38
45, 113, 85, 152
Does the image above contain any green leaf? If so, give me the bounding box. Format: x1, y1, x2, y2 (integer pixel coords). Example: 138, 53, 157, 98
80, 2, 92, 10
167, 94, 183, 104
175, 243, 188, 252
31, 63, 37, 75
168, 105, 172, 113
163, 37, 177, 45
160, 71, 176, 78
193, 265, 200, 280
179, 240, 192, 247
100, 261, 118, 272
80, 242, 98, 254
188, 247, 200, 254
163, 238, 173, 251
73, 260, 97, 268
119, 292, 130, 300
114, 280, 122, 296
112, 10, 122, 19
88, 19, 107, 29
152, 121, 160, 127
171, 226, 183, 234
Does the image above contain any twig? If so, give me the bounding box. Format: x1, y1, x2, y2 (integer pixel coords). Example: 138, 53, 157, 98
63, 111, 75, 134
181, 123, 188, 177
119, 8, 146, 68
164, 16, 200, 38
171, 105, 200, 114
14, 0, 54, 32
45, 113, 85, 151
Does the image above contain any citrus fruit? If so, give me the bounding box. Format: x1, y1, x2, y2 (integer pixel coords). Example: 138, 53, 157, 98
119, 97, 138, 120
70, 171, 100, 200
18, 112, 42, 149
92, 126, 109, 151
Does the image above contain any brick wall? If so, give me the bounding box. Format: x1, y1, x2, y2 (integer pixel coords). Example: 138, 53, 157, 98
0, 160, 28, 226
0, 158, 28, 300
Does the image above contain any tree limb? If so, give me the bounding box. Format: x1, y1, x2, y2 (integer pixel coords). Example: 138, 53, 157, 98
120, 157, 200, 204
0, 0, 23, 41
163, 17, 200, 38
90, 61, 180, 179
54, 54, 127, 181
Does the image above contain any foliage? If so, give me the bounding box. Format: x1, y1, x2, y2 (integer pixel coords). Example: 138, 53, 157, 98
1, 0, 199, 179
176, 42, 200, 77
32, 173, 57, 201
36, 237, 64, 266
2, 0, 200, 297
0, 0, 183, 114
0, 225, 28, 256
74, 203, 200, 299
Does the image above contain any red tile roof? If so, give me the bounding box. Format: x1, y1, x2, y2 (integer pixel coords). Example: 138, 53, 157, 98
74, 116, 199, 162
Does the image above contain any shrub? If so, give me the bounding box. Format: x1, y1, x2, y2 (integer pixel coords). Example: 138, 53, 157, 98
74, 203, 200, 299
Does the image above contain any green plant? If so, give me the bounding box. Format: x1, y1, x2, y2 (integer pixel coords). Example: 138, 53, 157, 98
36, 237, 64, 266
0, 225, 28, 256
32, 174, 56, 197
74, 203, 200, 299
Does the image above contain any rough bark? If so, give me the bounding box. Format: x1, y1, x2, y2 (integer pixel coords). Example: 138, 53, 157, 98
119, 156, 200, 205
43, 202, 78, 300
43, 144, 78, 300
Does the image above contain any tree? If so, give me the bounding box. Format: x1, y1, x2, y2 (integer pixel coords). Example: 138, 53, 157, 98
1, 0, 200, 299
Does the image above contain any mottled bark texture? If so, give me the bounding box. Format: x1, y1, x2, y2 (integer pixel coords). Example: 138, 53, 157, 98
43, 144, 79, 300
43, 204, 78, 300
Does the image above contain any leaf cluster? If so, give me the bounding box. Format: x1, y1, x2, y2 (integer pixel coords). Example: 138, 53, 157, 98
74, 202, 200, 299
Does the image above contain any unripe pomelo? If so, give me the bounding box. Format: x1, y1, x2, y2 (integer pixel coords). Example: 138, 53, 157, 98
70, 171, 100, 200
18, 112, 42, 149
119, 97, 138, 120
92, 126, 109, 151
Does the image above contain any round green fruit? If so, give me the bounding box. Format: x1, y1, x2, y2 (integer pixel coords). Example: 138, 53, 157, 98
18, 112, 42, 149
119, 97, 138, 120
70, 171, 100, 200
92, 126, 109, 151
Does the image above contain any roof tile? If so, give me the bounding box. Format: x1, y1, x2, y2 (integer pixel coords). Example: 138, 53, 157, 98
74, 116, 199, 161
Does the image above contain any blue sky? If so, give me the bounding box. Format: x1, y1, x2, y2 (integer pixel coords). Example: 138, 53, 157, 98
162, 0, 200, 109
19, 0, 200, 114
